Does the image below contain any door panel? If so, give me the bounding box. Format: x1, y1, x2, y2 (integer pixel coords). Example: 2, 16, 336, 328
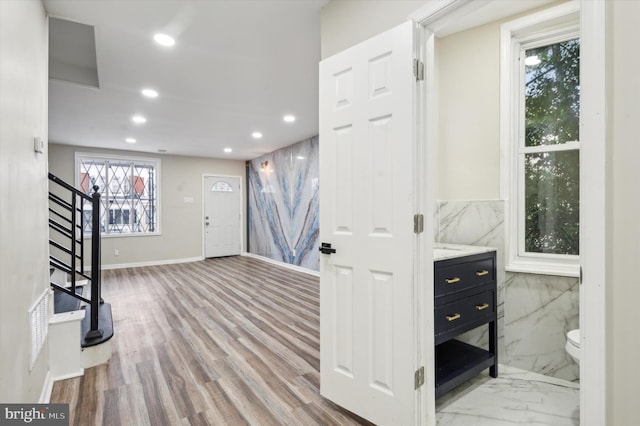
334, 265, 354, 376
334, 126, 354, 234
204, 176, 241, 258
319, 21, 416, 425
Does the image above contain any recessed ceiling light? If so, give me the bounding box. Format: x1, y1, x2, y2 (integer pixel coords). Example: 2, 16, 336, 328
131, 115, 146, 124
296, 156, 305, 160
125, 137, 136, 144
141, 88, 158, 98
283, 115, 296, 123
224, 148, 233, 153
252, 132, 263, 139
153, 33, 175, 47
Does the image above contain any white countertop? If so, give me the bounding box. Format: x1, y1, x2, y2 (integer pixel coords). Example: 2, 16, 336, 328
434, 242, 496, 261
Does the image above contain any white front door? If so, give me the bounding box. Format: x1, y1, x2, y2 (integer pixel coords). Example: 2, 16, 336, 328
204, 175, 241, 258
319, 21, 417, 425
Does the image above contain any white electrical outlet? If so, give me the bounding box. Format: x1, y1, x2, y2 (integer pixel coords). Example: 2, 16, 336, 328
114, 249, 119, 256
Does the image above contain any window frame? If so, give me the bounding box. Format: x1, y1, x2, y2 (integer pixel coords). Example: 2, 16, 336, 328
75, 152, 162, 238
500, 2, 580, 277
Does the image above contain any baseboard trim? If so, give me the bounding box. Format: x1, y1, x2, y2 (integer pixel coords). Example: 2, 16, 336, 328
242, 252, 320, 277
101, 256, 203, 270
39, 368, 86, 403
39, 371, 53, 403
53, 370, 85, 382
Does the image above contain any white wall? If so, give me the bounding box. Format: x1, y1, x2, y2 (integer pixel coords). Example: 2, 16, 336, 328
608, 0, 640, 423
320, 0, 425, 59
436, 22, 501, 200
48, 144, 246, 268
0, 0, 50, 402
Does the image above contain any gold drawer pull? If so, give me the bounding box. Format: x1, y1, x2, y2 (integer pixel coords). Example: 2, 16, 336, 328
446, 313, 461, 322
476, 303, 489, 311
476, 270, 489, 277
445, 277, 461, 284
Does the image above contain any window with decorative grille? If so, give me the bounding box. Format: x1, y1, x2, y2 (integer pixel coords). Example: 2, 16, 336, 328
76, 154, 160, 236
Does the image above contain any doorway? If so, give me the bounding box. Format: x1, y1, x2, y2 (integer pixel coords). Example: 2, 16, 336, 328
203, 175, 242, 258
413, 0, 606, 424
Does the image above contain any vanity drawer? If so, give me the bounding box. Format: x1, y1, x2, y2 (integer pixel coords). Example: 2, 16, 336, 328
435, 253, 495, 301
434, 290, 495, 338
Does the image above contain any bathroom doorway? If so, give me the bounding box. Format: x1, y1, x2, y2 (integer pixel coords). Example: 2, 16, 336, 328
413, 0, 606, 423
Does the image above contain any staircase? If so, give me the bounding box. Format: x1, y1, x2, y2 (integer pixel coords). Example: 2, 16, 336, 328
48, 173, 113, 356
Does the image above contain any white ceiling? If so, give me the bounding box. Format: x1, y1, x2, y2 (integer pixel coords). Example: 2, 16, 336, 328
44, 0, 327, 160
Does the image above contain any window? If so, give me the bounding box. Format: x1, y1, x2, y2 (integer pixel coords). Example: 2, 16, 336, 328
211, 181, 233, 192
76, 153, 160, 236
501, 3, 580, 276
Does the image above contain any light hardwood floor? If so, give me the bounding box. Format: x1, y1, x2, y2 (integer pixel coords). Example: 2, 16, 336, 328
51, 256, 372, 426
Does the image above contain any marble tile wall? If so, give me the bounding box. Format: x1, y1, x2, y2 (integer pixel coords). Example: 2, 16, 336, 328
504, 272, 579, 380
435, 200, 579, 382
247, 136, 319, 271
436, 201, 507, 363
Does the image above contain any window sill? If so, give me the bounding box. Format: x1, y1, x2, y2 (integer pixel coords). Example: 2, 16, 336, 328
506, 257, 579, 278
84, 232, 162, 239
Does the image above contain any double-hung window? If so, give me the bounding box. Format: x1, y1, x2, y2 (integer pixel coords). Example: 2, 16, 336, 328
76, 153, 161, 236
501, 3, 580, 276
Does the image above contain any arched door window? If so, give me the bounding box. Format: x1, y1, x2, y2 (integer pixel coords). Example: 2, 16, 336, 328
211, 181, 233, 192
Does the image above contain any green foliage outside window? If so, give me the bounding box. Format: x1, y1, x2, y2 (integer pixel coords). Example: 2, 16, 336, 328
524, 38, 580, 255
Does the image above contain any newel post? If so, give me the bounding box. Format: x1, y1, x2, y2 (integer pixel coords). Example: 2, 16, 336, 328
86, 185, 103, 339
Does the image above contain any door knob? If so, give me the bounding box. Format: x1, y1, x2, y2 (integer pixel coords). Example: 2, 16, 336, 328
319, 242, 336, 255
205, 222, 210, 226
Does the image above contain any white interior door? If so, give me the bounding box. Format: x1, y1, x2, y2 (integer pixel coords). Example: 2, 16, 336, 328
319, 21, 417, 425
204, 175, 241, 258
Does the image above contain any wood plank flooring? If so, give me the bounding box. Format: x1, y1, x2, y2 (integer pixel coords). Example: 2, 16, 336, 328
50, 256, 372, 426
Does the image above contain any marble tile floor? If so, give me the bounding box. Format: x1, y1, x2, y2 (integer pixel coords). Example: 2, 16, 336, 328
436, 365, 580, 426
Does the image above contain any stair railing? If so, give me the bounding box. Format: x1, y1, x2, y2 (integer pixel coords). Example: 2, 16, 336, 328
48, 172, 103, 340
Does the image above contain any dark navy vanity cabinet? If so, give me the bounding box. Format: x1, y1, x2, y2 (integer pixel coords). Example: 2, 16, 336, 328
434, 249, 498, 399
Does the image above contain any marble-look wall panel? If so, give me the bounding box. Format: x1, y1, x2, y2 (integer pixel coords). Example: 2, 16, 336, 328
504, 272, 579, 381
436, 201, 506, 363
435, 200, 579, 382
247, 136, 319, 271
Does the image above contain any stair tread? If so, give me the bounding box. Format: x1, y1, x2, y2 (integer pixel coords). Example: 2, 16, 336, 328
53, 287, 83, 314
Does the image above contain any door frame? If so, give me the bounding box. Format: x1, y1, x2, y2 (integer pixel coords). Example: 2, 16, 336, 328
411, 0, 606, 424
201, 174, 244, 259
412, 19, 435, 426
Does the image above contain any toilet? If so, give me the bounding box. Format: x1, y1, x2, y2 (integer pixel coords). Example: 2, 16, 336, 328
565, 329, 580, 364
